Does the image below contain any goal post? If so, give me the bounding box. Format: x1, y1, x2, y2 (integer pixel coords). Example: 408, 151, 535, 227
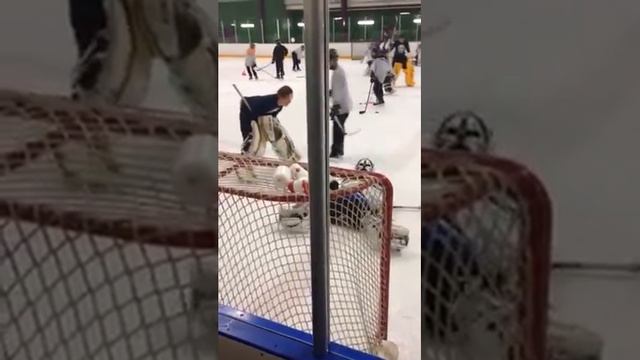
0, 89, 218, 360
421, 148, 552, 360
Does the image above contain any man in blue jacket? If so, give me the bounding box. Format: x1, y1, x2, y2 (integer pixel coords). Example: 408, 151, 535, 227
239, 86, 300, 161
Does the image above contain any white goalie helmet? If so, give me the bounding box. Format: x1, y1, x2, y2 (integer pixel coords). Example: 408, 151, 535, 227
355, 158, 375, 172
433, 111, 493, 153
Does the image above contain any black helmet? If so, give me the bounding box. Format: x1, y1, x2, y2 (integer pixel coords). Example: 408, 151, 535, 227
329, 48, 338, 60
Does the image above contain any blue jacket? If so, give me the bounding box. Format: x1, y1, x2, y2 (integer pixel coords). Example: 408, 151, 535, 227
239, 94, 283, 137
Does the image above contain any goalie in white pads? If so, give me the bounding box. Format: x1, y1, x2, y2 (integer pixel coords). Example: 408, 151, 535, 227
274, 160, 409, 251
239, 86, 300, 161
69, 0, 217, 123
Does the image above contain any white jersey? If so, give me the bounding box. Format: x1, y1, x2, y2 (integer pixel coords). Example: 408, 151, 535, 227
330, 64, 353, 114
293, 46, 304, 58
371, 57, 391, 83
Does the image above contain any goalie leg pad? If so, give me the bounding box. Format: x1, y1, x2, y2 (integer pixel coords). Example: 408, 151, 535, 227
166, 43, 217, 123
257, 116, 301, 161
138, 0, 217, 123
72, 0, 154, 106
245, 120, 267, 157
404, 61, 415, 87
392, 62, 403, 77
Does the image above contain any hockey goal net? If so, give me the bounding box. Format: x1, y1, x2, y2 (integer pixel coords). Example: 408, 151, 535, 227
421, 148, 552, 360
217, 152, 393, 354
0, 90, 217, 360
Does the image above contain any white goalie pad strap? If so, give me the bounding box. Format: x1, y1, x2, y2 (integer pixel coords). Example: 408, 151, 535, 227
247, 120, 266, 156
141, 0, 211, 60
257, 115, 277, 142
257, 116, 301, 161
140, 0, 180, 58
72, 0, 153, 106
166, 43, 217, 123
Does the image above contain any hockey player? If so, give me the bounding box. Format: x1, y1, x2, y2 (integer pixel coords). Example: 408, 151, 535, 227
277, 159, 409, 250
361, 41, 378, 76
272, 40, 289, 79
291, 44, 304, 72
390, 34, 415, 87
68, 0, 217, 124
370, 48, 393, 105
239, 86, 300, 161
245, 43, 258, 80
328, 48, 353, 159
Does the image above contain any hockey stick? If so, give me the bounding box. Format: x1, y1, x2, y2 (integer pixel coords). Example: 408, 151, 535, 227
257, 67, 278, 79
256, 63, 272, 71
359, 82, 374, 114
330, 114, 361, 136
552, 261, 640, 273
232, 84, 253, 112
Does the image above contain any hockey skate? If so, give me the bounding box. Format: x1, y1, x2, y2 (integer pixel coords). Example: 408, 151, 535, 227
278, 204, 309, 232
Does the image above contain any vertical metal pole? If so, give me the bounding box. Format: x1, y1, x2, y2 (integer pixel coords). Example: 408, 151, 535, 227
347, 17, 351, 42
381, 15, 384, 40
416, 23, 419, 41
233, 21, 238, 43
398, 15, 402, 34
247, 28, 251, 43
287, 18, 291, 42
276, 19, 280, 40
220, 20, 226, 43
332, 18, 335, 42
303, 0, 330, 356
261, 19, 265, 43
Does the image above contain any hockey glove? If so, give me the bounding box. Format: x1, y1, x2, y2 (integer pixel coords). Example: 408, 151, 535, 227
330, 104, 340, 119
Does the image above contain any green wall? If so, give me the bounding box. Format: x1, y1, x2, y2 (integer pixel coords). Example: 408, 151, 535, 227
219, 0, 288, 43
219, 1, 421, 43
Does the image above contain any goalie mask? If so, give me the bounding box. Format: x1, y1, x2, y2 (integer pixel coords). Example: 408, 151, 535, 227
355, 158, 375, 172
433, 111, 493, 153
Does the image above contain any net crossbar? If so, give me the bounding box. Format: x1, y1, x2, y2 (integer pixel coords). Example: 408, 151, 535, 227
0, 89, 217, 360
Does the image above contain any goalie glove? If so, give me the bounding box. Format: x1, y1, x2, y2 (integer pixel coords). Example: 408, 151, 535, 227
329, 104, 340, 119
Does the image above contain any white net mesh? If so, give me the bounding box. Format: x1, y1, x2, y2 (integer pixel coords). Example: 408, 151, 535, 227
218, 152, 393, 354
421, 149, 552, 360
0, 90, 217, 360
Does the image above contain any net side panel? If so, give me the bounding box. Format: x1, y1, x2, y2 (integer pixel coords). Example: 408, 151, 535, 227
217, 152, 393, 354
0, 90, 217, 360
421, 149, 551, 360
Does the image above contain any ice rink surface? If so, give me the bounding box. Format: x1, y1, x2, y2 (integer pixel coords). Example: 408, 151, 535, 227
217, 57, 422, 359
